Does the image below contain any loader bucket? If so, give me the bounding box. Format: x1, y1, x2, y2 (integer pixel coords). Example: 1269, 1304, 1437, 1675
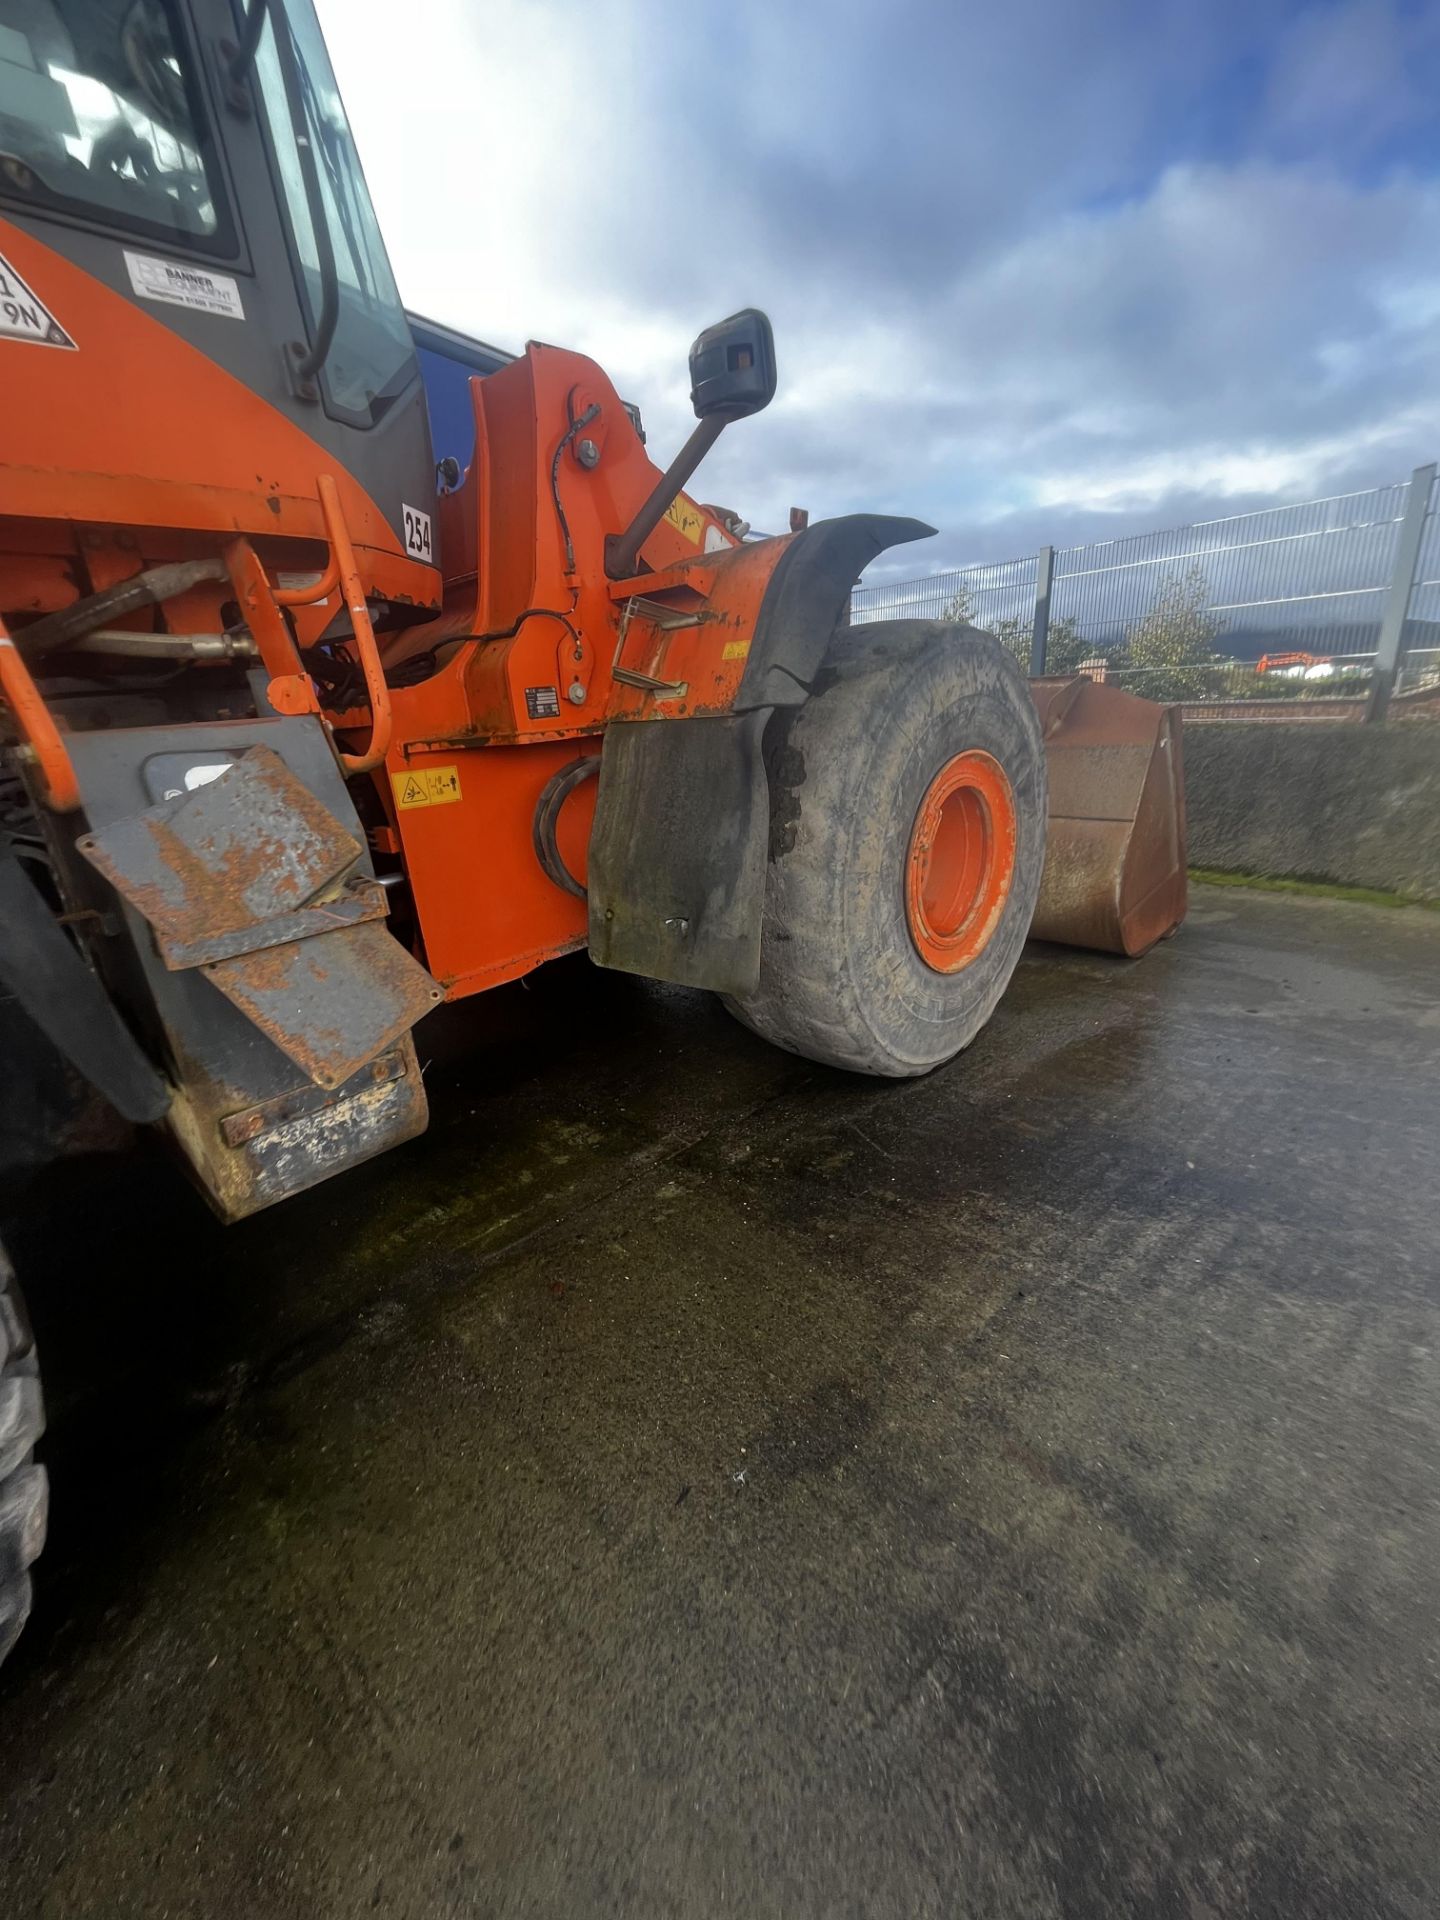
1027, 676, 1187, 957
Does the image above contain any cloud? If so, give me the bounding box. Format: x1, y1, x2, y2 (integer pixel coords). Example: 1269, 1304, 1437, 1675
1262, 0, 1440, 167
321, 0, 1440, 571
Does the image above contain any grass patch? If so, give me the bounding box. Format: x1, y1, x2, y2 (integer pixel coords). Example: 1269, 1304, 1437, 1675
1189, 868, 1439, 911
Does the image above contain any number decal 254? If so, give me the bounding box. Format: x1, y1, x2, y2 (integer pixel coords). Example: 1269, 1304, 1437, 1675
403, 504, 433, 561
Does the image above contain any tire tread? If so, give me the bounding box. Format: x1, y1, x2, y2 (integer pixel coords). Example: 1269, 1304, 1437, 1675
726, 621, 1046, 1075
0, 1245, 46, 1669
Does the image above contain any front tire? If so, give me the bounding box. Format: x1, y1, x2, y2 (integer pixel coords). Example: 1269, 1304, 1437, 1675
0, 1243, 47, 1667
725, 620, 1046, 1076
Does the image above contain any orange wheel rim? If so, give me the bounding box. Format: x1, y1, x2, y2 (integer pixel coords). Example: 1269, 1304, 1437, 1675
905, 749, 1017, 973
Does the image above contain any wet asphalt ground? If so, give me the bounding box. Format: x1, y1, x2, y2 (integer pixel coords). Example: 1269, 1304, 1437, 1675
1, 885, 1438, 1919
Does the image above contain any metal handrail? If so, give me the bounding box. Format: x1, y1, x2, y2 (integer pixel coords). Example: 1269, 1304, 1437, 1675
316, 475, 392, 773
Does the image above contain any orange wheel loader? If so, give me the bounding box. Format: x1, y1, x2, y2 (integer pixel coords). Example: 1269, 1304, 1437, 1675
0, 0, 1186, 1664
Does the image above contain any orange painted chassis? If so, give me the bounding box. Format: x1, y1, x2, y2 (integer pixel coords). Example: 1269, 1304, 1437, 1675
0, 218, 797, 1003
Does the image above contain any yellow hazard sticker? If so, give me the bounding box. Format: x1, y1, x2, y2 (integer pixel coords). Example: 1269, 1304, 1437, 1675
664, 493, 707, 547
392, 765, 462, 810
721, 639, 750, 662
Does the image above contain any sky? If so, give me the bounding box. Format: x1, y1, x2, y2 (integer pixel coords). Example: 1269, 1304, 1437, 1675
320, 0, 1440, 578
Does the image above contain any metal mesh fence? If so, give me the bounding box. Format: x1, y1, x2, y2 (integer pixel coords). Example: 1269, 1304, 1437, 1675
851, 473, 1440, 712
852, 554, 1038, 629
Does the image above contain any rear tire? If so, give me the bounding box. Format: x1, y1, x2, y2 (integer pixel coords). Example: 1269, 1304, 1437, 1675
0, 1243, 47, 1668
724, 620, 1046, 1075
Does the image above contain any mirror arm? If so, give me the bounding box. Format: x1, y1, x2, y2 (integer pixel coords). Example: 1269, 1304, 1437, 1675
605, 414, 727, 581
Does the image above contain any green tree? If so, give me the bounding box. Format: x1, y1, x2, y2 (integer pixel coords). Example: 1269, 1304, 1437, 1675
990, 613, 1096, 676
943, 585, 1100, 677
1120, 564, 1222, 701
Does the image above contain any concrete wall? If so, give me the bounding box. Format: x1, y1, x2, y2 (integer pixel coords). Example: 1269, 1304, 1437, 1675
1183, 720, 1440, 898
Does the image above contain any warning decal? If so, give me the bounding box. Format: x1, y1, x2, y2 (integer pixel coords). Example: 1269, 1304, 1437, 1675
664, 494, 707, 547
0, 251, 76, 350
391, 765, 463, 811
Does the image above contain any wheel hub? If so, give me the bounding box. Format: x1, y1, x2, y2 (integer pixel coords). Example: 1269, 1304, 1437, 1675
905, 749, 1017, 972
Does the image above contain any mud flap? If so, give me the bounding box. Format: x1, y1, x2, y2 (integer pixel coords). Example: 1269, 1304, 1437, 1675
64, 724, 440, 1219
587, 710, 769, 994
588, 514, 933, 992
1028, 678, 1188, 956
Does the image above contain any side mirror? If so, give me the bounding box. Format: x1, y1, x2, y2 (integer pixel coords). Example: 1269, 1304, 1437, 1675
606, 309, 777, 579
689, 309, 777, 420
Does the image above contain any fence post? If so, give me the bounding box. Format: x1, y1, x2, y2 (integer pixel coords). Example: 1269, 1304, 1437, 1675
1030, 546, 1054, 676
1366, 462, 1435, 722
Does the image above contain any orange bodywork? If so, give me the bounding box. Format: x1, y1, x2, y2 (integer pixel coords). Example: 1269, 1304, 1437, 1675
370, 346, 796, 995
0, 218, 435, 626
0, 216, 800, 1001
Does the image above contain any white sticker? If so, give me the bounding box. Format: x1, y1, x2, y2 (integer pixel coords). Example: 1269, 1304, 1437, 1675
183, 762, 234, 792
0, 249, 75, 349
124, 250, 244, 320
403, 504, 433, 562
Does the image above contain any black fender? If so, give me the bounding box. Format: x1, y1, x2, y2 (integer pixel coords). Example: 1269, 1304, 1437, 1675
587, 514, 935, 993
736, 513, 934, 710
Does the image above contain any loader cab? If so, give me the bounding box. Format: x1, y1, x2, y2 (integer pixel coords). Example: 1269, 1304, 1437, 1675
0, 0, 434, 564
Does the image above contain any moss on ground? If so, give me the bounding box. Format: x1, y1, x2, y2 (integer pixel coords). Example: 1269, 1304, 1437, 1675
1189, 868, 1440, 911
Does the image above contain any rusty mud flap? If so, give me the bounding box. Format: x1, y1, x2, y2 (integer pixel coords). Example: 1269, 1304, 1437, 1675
67, 725, 440, 1220
1028, 677, 1188, 956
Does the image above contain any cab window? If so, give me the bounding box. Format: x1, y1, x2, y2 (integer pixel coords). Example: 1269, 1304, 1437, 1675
245, 0, 416, 425
0, 0, 227, 247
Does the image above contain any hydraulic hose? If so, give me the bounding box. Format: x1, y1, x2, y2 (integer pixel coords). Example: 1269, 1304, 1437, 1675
532, 756, 599, 899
